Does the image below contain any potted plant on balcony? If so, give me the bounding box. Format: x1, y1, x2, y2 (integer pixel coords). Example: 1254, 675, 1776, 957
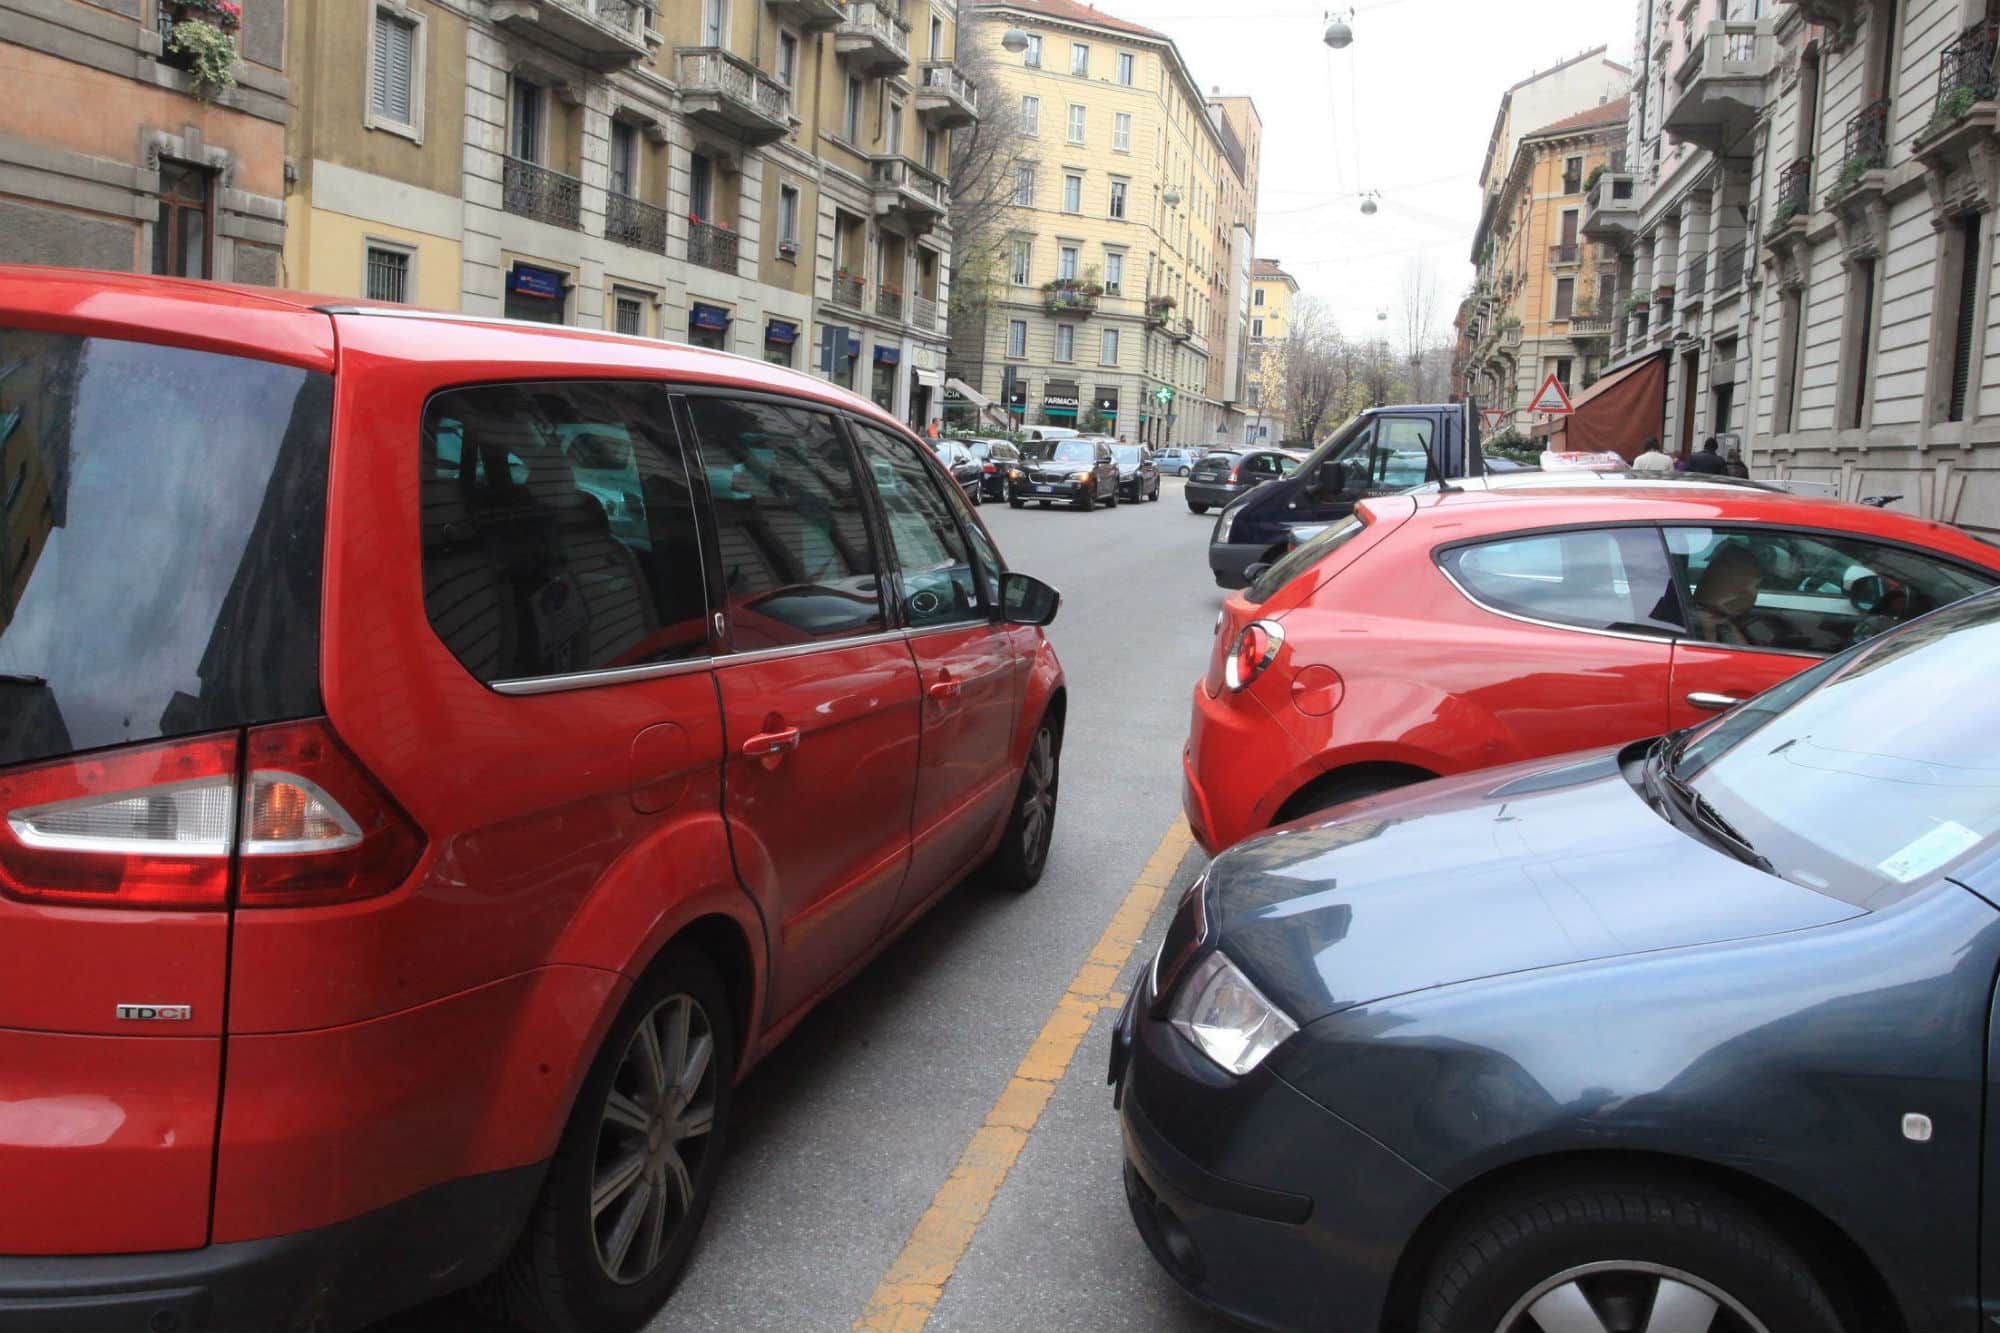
1584, 164, 1606, 195
1621, 294, 1650, 317
162, 0, 241, 98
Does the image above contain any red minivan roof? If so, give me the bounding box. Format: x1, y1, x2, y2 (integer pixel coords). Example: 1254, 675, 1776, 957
0, 267, 918, 435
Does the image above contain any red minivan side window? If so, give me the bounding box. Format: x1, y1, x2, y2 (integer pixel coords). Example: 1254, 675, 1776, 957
418, 381, 711, 684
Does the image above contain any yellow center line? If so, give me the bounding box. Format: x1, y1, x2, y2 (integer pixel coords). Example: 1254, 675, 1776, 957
852, 815, 1195, 1333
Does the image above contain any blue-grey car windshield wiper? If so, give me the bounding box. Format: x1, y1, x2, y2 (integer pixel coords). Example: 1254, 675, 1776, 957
1647, 743, 1774, 875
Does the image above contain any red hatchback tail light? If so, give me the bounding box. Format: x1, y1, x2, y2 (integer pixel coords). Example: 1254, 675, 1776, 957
1224, 620, 1287, 692
0, 721, 424, 912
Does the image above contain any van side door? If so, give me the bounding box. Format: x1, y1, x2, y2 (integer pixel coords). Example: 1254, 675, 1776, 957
682, 394, 922, 1027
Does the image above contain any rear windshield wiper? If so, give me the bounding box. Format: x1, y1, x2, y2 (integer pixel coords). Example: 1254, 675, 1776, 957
1646, 742, 1774, 875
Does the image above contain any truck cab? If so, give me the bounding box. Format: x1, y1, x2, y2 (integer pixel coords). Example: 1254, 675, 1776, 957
1206, 402, 1482, 589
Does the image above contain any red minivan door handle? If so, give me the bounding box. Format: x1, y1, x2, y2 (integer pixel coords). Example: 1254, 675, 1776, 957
741, 726, 801, 758
929, 673, 960, 701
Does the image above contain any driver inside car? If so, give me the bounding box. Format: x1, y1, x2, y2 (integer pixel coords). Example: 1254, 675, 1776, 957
1690, 543, 1766, 646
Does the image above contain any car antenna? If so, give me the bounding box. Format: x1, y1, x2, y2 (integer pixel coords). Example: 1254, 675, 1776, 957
1425, 415, 1461, 495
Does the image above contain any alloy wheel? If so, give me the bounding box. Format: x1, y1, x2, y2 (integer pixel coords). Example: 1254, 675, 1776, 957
1498, 1263, 1769, 1333
1020, 727, 1057, 863
590, 994, 718, 1285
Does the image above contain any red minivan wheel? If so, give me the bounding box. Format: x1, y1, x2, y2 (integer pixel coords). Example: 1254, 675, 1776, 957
481, 945, 734, 1333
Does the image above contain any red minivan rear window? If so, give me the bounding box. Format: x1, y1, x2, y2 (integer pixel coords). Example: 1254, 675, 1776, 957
0, 328, 332, 767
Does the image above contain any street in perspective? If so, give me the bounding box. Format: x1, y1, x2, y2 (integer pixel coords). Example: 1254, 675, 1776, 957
5, 0, 2000, 1330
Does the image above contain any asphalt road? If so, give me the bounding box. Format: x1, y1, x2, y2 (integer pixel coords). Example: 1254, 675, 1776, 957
375, 477, 1239, 1333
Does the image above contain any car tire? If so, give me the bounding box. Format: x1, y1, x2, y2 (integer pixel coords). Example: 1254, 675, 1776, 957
1419, 1175, 1846, 1333
1009, 497, 1026, 509
1149, 483, 1160, 502
987, 715, 1060, 892
970, 487, 982, 507
1188, 503, 1209, 514
1178, 467, 1191, 477
1077, 489, 1096, 512
1105, 488, 1119, 508
479, 944, 734, 1333
1273, 770, 1425, 826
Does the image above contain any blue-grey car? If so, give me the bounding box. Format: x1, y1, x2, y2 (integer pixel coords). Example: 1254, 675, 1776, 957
1111, 588, 2000, 1333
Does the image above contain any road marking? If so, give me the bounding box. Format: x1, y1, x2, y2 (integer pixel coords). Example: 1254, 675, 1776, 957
852, 816, 1195, 1333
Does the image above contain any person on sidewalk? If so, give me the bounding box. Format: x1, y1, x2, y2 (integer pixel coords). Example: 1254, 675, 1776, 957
1686, 436, 1729, 475
1633, 437, 1674, 476
1724, 446, 1751, 479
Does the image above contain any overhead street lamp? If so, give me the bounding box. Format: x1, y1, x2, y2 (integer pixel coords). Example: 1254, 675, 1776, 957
1001, 27, 1029, 52
1360, 190, 1380, 216
1163, 187, 1183, 208
1323, 8, 1354, 49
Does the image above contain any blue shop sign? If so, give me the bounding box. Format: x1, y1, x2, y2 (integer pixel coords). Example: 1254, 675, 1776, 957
508, 264, 566, 300
690, 303, 731, 331
766, 319, 799, 345
874, 345, 901, 365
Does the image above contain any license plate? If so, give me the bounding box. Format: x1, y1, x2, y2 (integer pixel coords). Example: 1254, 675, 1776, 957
1035, 485, 1053, 493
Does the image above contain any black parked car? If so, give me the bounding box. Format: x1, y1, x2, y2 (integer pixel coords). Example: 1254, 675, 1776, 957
932, 438, 984, 505
965, 438, 1021, 501
1185, 448, 1298, 514
1112, 445, 1161, 503
1112, 588, 2000, 1333
1011, 438, 1121, 511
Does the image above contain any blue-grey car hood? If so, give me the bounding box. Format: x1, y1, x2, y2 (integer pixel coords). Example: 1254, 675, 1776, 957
1207, 749, 1865, 1025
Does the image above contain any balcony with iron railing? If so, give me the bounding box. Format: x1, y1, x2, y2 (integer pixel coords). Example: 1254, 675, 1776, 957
1663, 18, 1771, 154
917, 63, 978, 127
767, 0, 845, 31
1764, 159, 1812, 246
1548, 243, 1582, 267
1170, 316, 1195, 343
868, 156, 947, 227
835, 1, 909, 74
911, 293, 941, 332
1043, 281, 1099, 316
875, 287, 903, 320
1828, 98, 1890, 204
490, 0, 657, 69
687, 219, 739, 274
503, 155, 583, 230
831, 270, 864, 307
605, 191, 668, 253
1923, 18, 2000, 155
678, 48, 791, 145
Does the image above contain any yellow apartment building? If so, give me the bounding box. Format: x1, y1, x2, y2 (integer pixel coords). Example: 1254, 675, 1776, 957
282, 0, 976, 426
1462, 97, 1627, 412
950, 0, 1253, 444
1247, 256, 1295, 442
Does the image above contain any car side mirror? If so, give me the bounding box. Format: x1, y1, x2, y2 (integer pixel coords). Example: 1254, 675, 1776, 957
1243, 561, 1272, 584
1846, 572, 1886, 615
1001, 571, 1061, 626
1313, 461, 1346, 496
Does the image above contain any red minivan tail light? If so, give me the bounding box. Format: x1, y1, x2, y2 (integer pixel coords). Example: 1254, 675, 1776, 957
1224, 620, 1287, 692
0, 721, 424, 911
0, 734, 240, 909
238, 719, 425, 908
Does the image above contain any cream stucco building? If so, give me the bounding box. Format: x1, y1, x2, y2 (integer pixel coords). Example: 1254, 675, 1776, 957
948, 0, 1256, 444
283, 0, 976, 426
1246, 256, 1295, 442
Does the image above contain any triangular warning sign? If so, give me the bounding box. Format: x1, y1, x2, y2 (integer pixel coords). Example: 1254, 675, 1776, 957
1529, 373, 1575, 415
1481, 410, 1509, 432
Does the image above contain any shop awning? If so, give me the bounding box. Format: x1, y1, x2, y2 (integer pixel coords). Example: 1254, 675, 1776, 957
946, 376, 990, 409
765, 319, 798, 345
690, 303, 730, 331
874, 346, 901, 365
1535, 350, 1668, 460
1042, 406, 1077, 418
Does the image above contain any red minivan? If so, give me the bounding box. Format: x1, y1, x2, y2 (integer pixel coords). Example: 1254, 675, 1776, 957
0, 268, 1065, 1332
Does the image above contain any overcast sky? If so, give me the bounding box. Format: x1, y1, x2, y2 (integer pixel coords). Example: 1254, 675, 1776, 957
1109, 0, 1632, 343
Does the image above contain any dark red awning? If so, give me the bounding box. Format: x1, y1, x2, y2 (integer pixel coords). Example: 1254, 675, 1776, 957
1538, 350, 1668, 461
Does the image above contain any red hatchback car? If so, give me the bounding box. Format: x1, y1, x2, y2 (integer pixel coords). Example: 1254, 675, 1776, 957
1186, 483, 2000, 854
0, 268, 1065, 1333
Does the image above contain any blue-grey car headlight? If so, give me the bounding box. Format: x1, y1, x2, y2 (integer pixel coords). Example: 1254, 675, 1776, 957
1214, 494, 1249, 541
1169, 950, 1299, 1076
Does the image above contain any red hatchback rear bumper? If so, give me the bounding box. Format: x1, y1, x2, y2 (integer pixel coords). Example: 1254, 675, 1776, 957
1182, 682, 1320, 856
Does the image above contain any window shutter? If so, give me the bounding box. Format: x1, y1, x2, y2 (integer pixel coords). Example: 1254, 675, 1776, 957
1950, 216, 1982, 422
374, 12, 415, 125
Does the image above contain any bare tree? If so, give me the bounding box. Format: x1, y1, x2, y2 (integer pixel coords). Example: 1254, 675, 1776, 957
1280, 297, 1347, 445
946, 29, 1031, 327
1399, 258, 1441, 399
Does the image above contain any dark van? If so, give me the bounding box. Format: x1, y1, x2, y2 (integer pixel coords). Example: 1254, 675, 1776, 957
1206, 403, 1482, 588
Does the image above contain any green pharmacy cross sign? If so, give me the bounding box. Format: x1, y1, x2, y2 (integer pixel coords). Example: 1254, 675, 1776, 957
1153, 385, 1174, 406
